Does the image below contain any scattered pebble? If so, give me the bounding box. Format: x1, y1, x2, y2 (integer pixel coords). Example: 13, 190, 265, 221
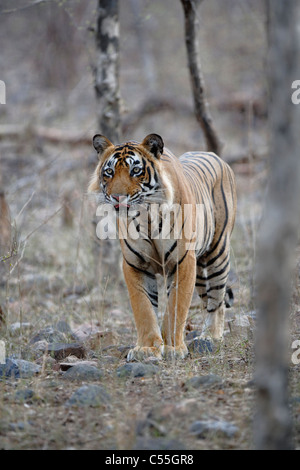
187, 338, 215, 354
186, 330, 202, 341
14, 388, 36, 403
62, 364, 103, 381
65, 384, 110, 408
116, 362, 159, 378
190, 419, 239, 439
59, 360, 98, 371
0, 358, 41, 379
29, 326, 68, 345
34, 342, 86, 360
183, 374, 223, 390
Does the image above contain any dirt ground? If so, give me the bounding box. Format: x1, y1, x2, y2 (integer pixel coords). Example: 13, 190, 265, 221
0, 0, 299, 450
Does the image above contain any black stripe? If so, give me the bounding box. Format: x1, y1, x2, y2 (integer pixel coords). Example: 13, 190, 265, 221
197, 260, 230, 281
206, 236, 227, 267
164, 241, 177, 263
124, 239, 146, 263
124, 257, 155, 279
207, 283, 226, 293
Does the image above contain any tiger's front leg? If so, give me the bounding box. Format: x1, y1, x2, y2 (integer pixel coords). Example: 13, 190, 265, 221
123, 260, 164, 362
161, 251, 196, 359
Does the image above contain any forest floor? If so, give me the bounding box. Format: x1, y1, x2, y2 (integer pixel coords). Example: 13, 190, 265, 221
0, 0, 299, 451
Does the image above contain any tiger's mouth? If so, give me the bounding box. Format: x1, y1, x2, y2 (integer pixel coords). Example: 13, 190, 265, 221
114, 202, 130, 211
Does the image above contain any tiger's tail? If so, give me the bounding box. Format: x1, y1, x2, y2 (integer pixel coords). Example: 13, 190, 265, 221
225, 286, 234, 308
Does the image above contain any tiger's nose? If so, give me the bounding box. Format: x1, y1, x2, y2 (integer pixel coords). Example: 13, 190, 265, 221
111, 194, 120, 202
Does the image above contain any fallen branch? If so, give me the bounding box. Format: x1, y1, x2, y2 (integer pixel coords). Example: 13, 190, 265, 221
0, 124, 93, 146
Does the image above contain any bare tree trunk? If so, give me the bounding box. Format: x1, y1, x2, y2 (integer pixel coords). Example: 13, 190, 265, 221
93, 1, 122, 290
95, 0, 121, 143
254, 0, 300, 450
180, 0, 222, 155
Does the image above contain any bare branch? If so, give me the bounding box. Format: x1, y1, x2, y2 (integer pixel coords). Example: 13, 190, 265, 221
180, 0, 223, 155
0, 0, 53, 15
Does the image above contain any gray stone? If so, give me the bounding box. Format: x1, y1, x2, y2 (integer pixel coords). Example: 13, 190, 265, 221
65, 384, 110, 407
186, 330, 202, 341
187, 338, 215, 354
62, 364, 103, 382
190, 420, 239, 439
29, 326, 67, 344
14, 388, 36, 403
116, 362, 159, 378
184, 374, 223, 390
0, 358, 41, 379
34, 342, 86, 360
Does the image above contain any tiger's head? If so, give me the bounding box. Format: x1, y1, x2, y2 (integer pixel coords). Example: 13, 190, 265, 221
88, 133, 171, 211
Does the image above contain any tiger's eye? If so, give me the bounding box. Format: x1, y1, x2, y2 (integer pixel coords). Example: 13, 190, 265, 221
132, 167, 141, 174
105, 168, 114, 176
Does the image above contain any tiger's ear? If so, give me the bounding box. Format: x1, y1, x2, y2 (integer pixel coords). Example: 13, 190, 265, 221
93, 134, 113, 158
141, 133, 164, 159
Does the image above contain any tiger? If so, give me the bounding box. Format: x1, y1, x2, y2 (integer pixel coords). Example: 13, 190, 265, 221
88, 133, 237, 361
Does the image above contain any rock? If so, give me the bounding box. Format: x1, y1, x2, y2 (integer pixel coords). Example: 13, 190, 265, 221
35, 355, 57, 368
186, 330, 202, 341
59, 360, 98, 371
72, 324, 119, 350
133, 437, 186, 450
71, 323, 102, 342
0, 358, 41, 379
33, 342, 86, 360
14, 388, 36, 403
62, 364, 103, 382
65, 384, 110, 407
183, 374, 223, 390
190, 420, 239, 439
116, 362, 159, 378
29, 326, 67, 345
227, 314, 253, 339
102, 345, 134, 359
187, 338, 215, 355
30, 340, 49, 359
9, 322, 32, 336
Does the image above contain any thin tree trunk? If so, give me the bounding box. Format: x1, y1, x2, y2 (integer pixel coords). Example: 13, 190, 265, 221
180, 0, 222, 155
95, 0, 121, 143
93, 1, 122, 289
254, 0, 300, 450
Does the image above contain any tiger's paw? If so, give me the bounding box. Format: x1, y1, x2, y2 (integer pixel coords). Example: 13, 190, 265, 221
199, 331, 224, 342
127, 345, 163, 362
162, 344, 188, 360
